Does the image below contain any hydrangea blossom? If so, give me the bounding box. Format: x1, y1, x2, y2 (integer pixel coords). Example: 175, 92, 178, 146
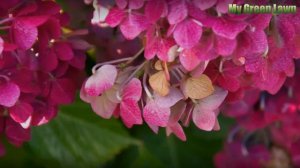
83, 0, 300, 141
0, 0, 87, 155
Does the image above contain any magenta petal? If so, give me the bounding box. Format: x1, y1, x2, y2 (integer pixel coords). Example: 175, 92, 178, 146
143, 100, 170, 127
173, 19, 202, 49
215, 35, 237, 56
105, 7, 126, 27
128, 0, 144, 9
16, 16, 49, 27
12, 20, 38, 50
5, 118, 31, 144
115, 0, 128, 9
39, 49, 58, 72
145, 0, 166, 23
216, 0, 234, 13
193, 0, 217, 10
84, 65, 118, 96
167, 0, 188, 25
248, 14, 272, 30
0, 37, 3, 55
180, 48, 201, 71
54, 42, 74, 61
120, 13, 150, 40
122, 78, 142, 102
145, 27, 159, 60
0, 82, 20, 107
9, 102, 32, 123
9, 102, 33, 128
213, 18, 247, 40
120, 99, 142, 128
50, 78, 76, 105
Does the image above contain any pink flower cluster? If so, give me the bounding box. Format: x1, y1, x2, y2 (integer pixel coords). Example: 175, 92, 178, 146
0, 0, 86, 155
215, 61, 300, 167
83, 0, 300, 141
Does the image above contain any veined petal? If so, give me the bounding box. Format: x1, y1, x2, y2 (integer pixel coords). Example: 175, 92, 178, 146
143, 100, 170, 127
120, 99, 142, 128
84, 65, 118, 96
0, 82, 20, 107
167, 0, 188, 25
120, 13, 150, 40
91, 95, 117, 119
173, 19, 202, 49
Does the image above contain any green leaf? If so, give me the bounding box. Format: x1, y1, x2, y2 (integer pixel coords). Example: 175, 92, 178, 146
28, 100, 140, 168
106, 116, 234, 168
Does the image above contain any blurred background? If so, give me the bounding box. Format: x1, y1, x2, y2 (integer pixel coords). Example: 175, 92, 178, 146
0, 0, 234, 167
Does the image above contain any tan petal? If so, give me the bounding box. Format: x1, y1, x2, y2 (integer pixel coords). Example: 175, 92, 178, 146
154, 60, 163, 70
149, 71, 170, 96
181, 74, 214, 99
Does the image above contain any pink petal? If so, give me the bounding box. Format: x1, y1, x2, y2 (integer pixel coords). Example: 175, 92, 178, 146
144, 27, 159, 60
157, 38, 176, 61
253, 69, 286, 95
248, 14, 272, 30
80, 81, 96, 103
173, 19, 202, 49
120, 99, 142, 128
145, 0, 167, 23
147, 124, 159, 134
115, 0, 128, 9
212, 18, 247, 40
166, 122, 186, 141
84, 65, 118, 96
167, 0, 188, 25
154, 87, 183, 108
192, 104, 216, 131
190, 61, 209, 77
169, 101, 187, 124
180, 48, 201, 71
9, 102, 33, 126
218, 75, 240, 92
50, 78, 76, 105
215, 35, 237, 56
0, 82, 20, 107
216, 0, 234, 13
198, 87, 228, 111
0, 37, 3, 55
248, 30, 268, 54
122, 78, 142, 101
12, 20, 38, 50
120, 13, 150, 40
213, 118, 220, 131
91, 95, 117, 119
128, 0, 144, 9
16, 16, 49, 27
143, 100, 170, 127
193, 0, 217, 10
105, 7, 126, 27
245, 54, 264, 73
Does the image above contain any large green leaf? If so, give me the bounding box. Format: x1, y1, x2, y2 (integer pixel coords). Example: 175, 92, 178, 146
28, 100, 140, 168
105, 116, 234, 168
